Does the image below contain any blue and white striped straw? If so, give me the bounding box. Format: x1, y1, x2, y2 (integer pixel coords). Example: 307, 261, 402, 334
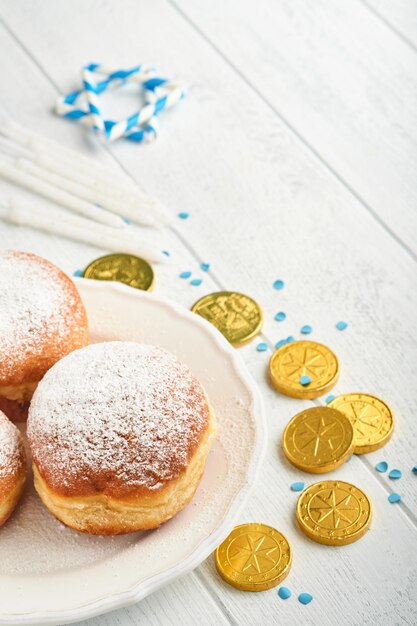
82, 67, 105, 133
105, 81, 184, 142
55, 63, 185, 143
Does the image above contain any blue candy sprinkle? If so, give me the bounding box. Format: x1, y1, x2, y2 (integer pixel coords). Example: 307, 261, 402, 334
275, 339, 287, 349
300, 325, 312, 335
325, 394, 336, 404
256, 342, 268, 352
300, 375, 312, 386
298, 593, 313, 605
388, 493, 401, 503
275, 336, 295, 349
278, 587, 292, 600
346, 455, 353, 463
290, 482, 305, 492
273, 279, 284, 290
122, 217, 130, 224
73, 269, 83, 277
162, 249, 170, 257
274, 311, 286, 321
178, 212, 189, 220
200, 263, 210, 272
389, 469, 402, 480
190, 278, 202, 286
179, 271, 192, 279
336, 320, 348, 330
412, 466, 417, 475
375, 461, 388, 473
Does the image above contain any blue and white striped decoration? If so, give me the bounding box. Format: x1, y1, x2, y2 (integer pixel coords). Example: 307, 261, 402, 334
82, 66, 105, 133
55, 63, 185, 143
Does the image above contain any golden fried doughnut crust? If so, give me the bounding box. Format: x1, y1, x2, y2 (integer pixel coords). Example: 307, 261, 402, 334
0, 396, 30, 423
0, 250, 88, 388
32, 407, 216, 535
0, 410, 26, 526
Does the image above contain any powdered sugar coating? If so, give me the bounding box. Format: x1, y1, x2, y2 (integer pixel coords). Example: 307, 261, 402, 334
0, 410, 23, 478
28, 342, 210, 497
0, 250, 88, 386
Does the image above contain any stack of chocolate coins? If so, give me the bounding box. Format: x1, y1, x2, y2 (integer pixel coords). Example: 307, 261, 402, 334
269, 339, 394, 546
191, 296, 394, 574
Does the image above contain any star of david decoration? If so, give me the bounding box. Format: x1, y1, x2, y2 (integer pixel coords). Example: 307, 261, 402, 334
55, 63, 184, 143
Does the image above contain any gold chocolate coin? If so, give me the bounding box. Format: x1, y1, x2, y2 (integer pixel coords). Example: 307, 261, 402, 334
191, 291, 263, 347
269, 340, 339, 399
328, 393, 394, 454
83, 253, 154, 291
282, 406, 354, 473
215, 523, 292, 591
296, 480, 372, 546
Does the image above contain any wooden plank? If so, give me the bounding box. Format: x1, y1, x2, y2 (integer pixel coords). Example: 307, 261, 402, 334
75, 572, 232, 626
363, 0, 417, 49
1, 2, 417, 624
169, 0, 417, 257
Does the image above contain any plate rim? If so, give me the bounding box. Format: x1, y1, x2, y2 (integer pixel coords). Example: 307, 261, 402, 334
3, 279, 267, 625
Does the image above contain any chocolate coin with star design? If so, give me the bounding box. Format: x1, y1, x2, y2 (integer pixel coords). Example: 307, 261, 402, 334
269, 340, 339, 399
191, 291, 263, 347
296, 480, 372, 545
328, 393, 394, 454
83, 253, 154, 291
215, 523, 292, 591
282, 406, 354, 473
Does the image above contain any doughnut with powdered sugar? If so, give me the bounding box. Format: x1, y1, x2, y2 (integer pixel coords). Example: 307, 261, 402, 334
0, 250, 88, 421
28, 341, 217, 535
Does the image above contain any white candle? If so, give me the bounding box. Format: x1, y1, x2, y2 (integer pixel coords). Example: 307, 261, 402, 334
0, 160, 126, 229
1, 117, 131, 185
0, 135, 31, 159
0, 115, 171, 225
34, 149, 170, 224
0, 197, 166, 263
17, 158, 158, 227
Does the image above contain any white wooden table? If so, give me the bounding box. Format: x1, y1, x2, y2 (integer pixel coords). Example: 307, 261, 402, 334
1, 1, 416, 624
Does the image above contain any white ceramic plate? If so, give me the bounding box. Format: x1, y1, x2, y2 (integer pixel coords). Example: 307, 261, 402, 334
0, 279, 266, 626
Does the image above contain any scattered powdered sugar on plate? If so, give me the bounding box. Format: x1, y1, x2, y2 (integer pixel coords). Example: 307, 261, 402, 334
28, 342, 210, 496
0, 250, 79, 381
0, 411, 22, 477
0, 444, 138, 576
0, 281, 263, 617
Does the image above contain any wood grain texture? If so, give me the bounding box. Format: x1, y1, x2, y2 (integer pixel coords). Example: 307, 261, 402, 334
0, 1, 416, 624
363, 0, 417, 49
171, 0, 417, 258
75, 573, 231, 626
